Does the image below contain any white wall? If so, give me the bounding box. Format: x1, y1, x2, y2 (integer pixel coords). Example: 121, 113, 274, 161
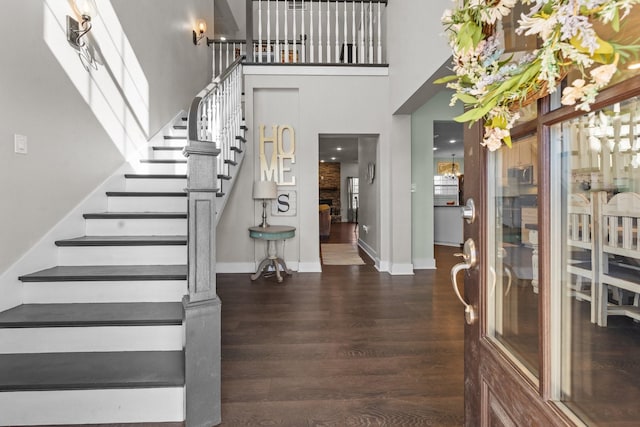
110, 0, 214, 136
0, 0, 214, 302
216, 67, 400, 272
0, 1, 123, 276
357, 137, 379, 263
411, 89, 463, 269
386, 0, 452, 114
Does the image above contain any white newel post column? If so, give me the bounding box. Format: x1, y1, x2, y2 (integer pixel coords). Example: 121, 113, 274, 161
183, 123, 222, 426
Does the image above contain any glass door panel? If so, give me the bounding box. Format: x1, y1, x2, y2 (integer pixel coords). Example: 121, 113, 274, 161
487, 134, 540, 377
552, 98, 640, 424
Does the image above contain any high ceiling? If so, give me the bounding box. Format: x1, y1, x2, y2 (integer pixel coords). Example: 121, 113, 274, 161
318, 135, 359, 163
433, 120, 464, 158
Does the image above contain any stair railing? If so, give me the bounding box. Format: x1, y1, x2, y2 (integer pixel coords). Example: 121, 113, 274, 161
247, 0, 387, 65
188, 55, 245, 223
182, 55, 244, 427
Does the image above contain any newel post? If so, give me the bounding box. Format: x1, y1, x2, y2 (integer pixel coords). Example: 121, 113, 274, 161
183, 131, 222, 426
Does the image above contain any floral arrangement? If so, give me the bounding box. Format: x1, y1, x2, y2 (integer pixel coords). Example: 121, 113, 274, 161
438, 0, 640, 151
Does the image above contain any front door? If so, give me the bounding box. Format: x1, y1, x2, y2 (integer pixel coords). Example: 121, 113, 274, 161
460, 117, 562, 425
459, 79, 640, 425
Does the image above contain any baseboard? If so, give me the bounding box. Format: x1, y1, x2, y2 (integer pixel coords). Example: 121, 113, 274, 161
0, 163, 131, 312
298, 261, 322, 273
389, 263, 415, 275
413, 258, 437, 270
357, 239, 382, 271
215, 262, 256, 274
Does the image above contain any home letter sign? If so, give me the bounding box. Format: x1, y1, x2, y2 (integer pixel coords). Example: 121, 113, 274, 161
259, 124, 296, 186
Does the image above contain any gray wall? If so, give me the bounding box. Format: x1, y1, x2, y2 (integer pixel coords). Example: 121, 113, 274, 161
386, 0, 451, 114
358, 137, 379, 258
216, 70, 393, 272
0, 0, 214, 274
411, 90, 463, 269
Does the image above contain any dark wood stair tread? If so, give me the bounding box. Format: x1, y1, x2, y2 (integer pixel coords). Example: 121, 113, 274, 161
0, 351, 184, 391
124, 174, 186, 179
140, 159, 187, 164
19, 265, 187, 282
235, 135, 246, 143
173, 125, 187, 130
106, 191, 186, 197
164, 135, 186, 140
0, 302, 183, 328
55, 235, 186, 247
152, 146, 184, 151
83, 212, 187, 219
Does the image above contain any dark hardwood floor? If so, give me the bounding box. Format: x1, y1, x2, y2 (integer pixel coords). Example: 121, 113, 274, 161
218, 223, 465, 426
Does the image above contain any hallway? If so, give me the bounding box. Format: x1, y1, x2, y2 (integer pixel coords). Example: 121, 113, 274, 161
218, 228, 464, 425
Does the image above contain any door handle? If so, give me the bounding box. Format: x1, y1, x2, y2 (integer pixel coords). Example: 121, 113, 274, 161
462, 198, 476, 224
451, 238, 478, 325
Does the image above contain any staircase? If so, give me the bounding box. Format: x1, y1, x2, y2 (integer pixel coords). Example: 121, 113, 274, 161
0, 59, 246, 426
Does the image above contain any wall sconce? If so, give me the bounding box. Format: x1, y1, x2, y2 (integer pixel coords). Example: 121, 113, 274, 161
193, 19, 207, 45
67, 0, 97, 50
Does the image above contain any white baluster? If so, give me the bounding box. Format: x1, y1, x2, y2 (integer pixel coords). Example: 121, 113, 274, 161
318, 1, 322, 63
285, 0, 289, 63
352, 2, 356, 64
276, 0, 280, 63
225, 42, 230, 70
377, 2, 381, 63
267, 0, 271, 63
301, 0, 306, 62
343, 1, 347, 63
335, 1, 339, 63
259, 0, 263, 63
219, 42, 223, 73
293, 0, 297, 62
359, 1, 364, 63
369, 1, 373, 64
326, 1, 330, 63
309, 0, 314, 63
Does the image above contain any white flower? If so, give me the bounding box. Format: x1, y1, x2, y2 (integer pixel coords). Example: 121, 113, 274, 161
442, 9, 453, 24
561, 79, 586, 106
479, 0, 517, 24
482, 127, 510, 151
590, 62, 617, 86
517, 13, 557, 39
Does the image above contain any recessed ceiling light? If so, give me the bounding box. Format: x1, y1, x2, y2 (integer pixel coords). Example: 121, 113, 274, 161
220, 36, 227, 41
331, 157, 337, 160
320, 160, 325, 163
336, 147, 342, 151
433, 147, 438, 151
449, 139, 456, 144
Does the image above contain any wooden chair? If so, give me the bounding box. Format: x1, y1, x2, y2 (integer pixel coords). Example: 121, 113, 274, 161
566, 193, 598, 323
596, 191, 640, 327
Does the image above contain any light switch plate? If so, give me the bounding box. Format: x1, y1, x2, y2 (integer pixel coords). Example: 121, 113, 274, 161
14, 134, 27, 154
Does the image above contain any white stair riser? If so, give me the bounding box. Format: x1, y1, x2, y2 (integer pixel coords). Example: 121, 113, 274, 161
150, 150, 186, 160
0, 388, 184, 426
23, 280, 187, 304
58, 245, 187, 266
160, 139, 188, 148
86, 218, 187, 236
125, 178, 186, 192
108, 196, 187, 212
136, 162, 187, 174
167, 128, 187, 137
0, 325, 183, 353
